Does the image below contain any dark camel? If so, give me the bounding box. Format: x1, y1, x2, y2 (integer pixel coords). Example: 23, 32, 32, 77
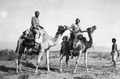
59, 25, 96, 73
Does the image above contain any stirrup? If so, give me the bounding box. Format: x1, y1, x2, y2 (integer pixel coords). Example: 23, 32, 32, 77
34, 42, 40, 49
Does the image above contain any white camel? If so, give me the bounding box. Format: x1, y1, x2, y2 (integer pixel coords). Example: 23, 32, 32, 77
15, 25, 67, 74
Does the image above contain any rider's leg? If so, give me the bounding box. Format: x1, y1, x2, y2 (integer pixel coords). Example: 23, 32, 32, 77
34, 29, 39, 43
32, 29, 40, 49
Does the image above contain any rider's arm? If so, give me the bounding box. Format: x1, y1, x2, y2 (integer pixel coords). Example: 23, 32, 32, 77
68, 24, 74, 32
38, 25, 44, 29
80, 30, 87, 33
79, 27, 87, 33
115, 44, 119, 52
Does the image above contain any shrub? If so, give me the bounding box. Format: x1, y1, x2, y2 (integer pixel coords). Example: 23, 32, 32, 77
90, 52, 111, 60
0, 49, 17, 61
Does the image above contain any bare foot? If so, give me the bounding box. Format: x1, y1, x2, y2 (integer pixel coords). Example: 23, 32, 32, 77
47, 70, 51, 74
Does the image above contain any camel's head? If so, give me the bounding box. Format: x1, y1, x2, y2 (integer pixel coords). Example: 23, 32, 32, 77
57, 25, 67, 35
87, 25, 97, 34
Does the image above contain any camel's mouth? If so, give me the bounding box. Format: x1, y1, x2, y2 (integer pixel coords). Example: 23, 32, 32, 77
91, 25, 96, 32
87, 25, 97, 33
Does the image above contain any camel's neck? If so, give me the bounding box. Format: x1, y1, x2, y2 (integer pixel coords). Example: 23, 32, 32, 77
87, 31, 92, 44
53, 32, 62, 45
83, 31, 93, 50
46, 32, 62, 47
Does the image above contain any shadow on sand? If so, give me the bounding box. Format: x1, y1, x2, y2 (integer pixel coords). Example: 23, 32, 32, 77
75, 64, 114, 71
0, 65, 16, 74
21, 62, 59, 72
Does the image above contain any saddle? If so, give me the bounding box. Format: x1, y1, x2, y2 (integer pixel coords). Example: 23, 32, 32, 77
68, 33, 84, 49
68, 34, 86, 58
22, 29, 39, 49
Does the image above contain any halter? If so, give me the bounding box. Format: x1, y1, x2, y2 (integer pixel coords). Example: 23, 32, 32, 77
57, 26, 66, 35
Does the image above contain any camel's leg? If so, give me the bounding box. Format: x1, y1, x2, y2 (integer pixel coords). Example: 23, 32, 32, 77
15, 59, 19, 73
15, 39, 24, 73
35, 49, 44, 74
19, 46, 25, 73
73, 50, 82, 73
18, 50, 24, 73
84, 51, 88, 71
16, 59, 22, 73
59, 54, 64, 73
15, 50, 23, 73
15, 40, 20, 73
25, 48, 29, 64
16, 54, 22, 73
65, 54, 71, 72
46, 50, 51, 73
19, 59, 22, 73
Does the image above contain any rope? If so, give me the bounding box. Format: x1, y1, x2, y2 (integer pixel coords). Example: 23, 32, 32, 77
41, 29, 54, 40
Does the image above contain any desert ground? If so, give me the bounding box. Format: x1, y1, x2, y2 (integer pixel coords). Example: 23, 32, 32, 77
0, 49, 120, 79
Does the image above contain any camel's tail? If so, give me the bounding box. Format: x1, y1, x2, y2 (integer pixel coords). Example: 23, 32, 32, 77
15, 45, 18, 53
15, 36, 24, 53
15, 40, 19, 53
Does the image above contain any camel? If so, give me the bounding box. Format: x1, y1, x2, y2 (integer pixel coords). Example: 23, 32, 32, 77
59, 25, 96, 73
15, 25, 68, 74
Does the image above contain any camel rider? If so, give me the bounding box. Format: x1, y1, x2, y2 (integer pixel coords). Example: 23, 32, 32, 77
31, 11, 44, 44
68, 18, 87, 50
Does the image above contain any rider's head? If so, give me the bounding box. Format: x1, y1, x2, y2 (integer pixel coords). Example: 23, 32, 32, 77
75, 18, 80, 24
35, 11, 40, 18
62, 36, 68, 42
112, 38, 116, 43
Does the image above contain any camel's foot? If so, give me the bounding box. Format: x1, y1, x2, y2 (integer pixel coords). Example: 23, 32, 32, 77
16, 69, 23, 74
73, 71, 76, 74
19, 70, 23, 73
67, 68, 72, 73
59, 69, 63, 73
45, 71, 51, 74
84, 64, 88, 72
16, 70, 19, 74
35, 71, 38, 75
47, 70, 51, 74
86, 68, 89, 73
67, 66, 71, 71
112, 64, 116, 68
73, 69, 77, 73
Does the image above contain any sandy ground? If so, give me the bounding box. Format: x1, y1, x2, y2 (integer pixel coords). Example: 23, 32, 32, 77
0, 52, 120, 79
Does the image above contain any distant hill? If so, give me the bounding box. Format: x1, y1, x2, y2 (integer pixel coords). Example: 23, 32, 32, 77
0, 41, 111, 52
0, 41, 17, 50
50, 43, 111, 52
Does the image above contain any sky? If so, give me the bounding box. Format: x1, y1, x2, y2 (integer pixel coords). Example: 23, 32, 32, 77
0, 0, 120, 48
